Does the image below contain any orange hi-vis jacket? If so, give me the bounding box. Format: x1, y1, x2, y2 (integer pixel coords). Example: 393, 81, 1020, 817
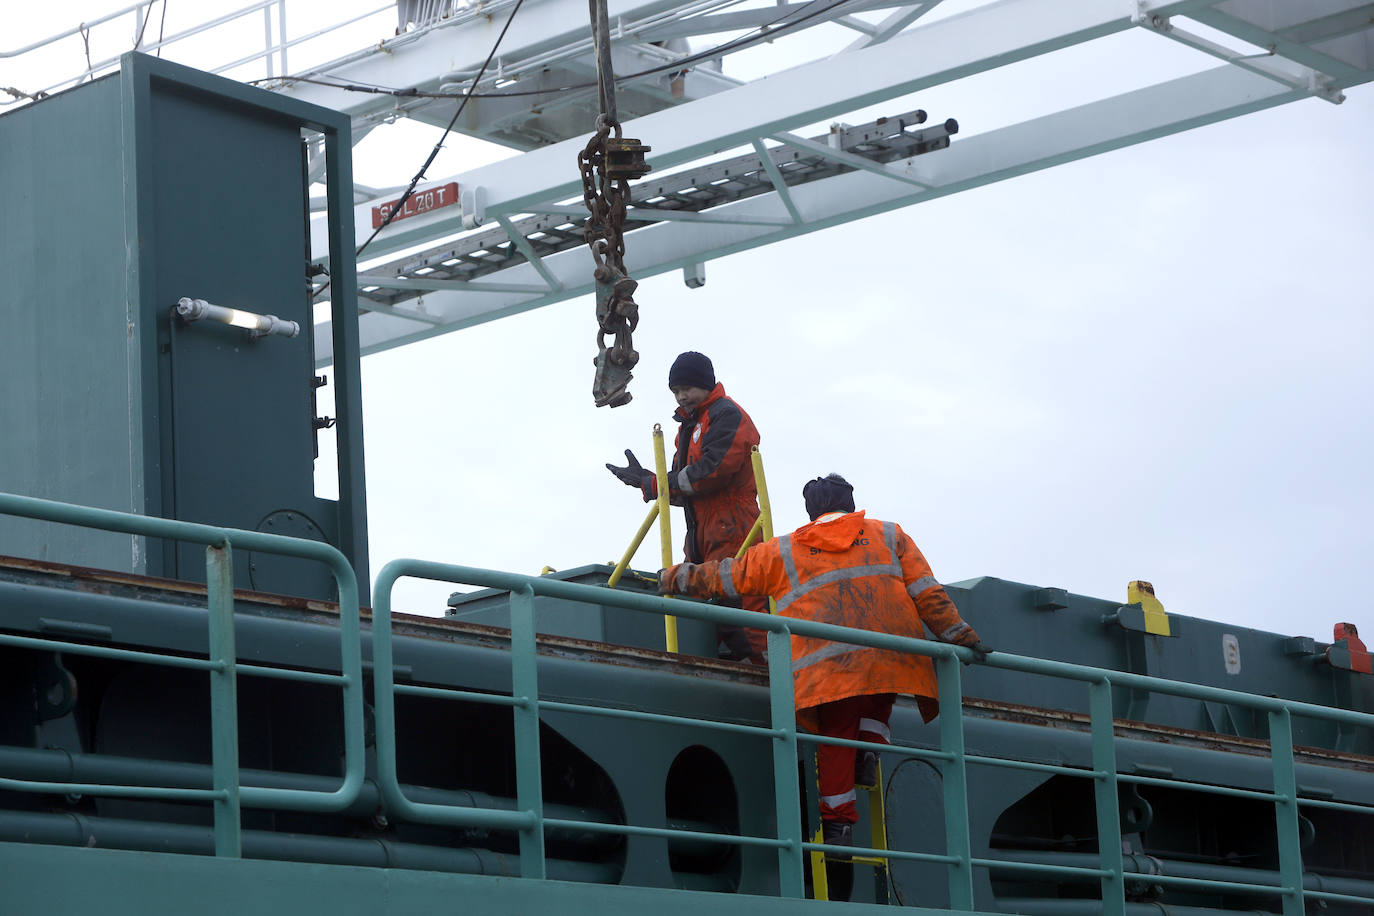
640, 383, 761, 564
661, 510, 980, 721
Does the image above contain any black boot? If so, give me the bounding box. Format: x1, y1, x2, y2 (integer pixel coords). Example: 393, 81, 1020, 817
821, 820, 853, 861
855, 750, 879, 788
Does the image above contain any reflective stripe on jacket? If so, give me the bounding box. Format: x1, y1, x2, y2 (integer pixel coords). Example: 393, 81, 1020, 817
642, 383, 760, 563
662, 510, 979, 719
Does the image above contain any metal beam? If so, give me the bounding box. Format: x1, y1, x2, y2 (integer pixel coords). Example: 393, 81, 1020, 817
530, 202, 792, 227
769, 131, 932, 189
628, 0, 908, 42
315, 58, 1318, 364
496, 215, 565, 291
839, 1, 944, 53
1188, 2, 1374, 84
357, 275, 550, 294
308, 0, 1146, 260
752, 140, 804, 224
277, 0, 688, 116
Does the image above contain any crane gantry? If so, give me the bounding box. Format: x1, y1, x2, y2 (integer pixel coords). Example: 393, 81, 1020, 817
6, 1, 1371, 367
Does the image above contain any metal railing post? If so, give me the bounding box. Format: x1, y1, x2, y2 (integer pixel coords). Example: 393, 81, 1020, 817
277, 0, 289, 75
1269, 708, 1305, 916
206, 542, 242, 857
262, 6, 275, 77
767, 626, 805, 897
936, 654, 974, 909
1089, 679, 1125, 916
653, 424, 678, 652
749, 446, 777, 614
0, 490, 363, 818
510, 585, 547, 878
607, 502, 659, 588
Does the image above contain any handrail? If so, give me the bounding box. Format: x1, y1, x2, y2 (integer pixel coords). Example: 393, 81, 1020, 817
0, 1, 391, 109
2, 489, 1370, 908
652, 424, 677, 651
0, 0, 155, 58
371, 557, 1374, 911
0, 491, 366, 856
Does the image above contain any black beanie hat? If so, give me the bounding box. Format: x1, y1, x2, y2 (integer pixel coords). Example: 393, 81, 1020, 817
803, 474, 856, 521
668, 351, 715, 391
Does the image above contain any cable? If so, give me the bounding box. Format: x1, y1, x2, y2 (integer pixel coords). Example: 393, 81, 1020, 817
134, 2, 156, 49
157, 1, 169, 57
308, 0, 846, 299
313, 0, 525, 301
260, 0, 854, 101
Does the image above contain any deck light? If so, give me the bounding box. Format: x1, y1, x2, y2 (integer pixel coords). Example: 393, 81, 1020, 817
174, 298, 300, 339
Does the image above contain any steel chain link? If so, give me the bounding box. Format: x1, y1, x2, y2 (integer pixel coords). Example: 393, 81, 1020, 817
581, 116, 641, 407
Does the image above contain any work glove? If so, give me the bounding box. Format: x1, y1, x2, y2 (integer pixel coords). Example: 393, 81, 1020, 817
658, 565, 680, 595
606, 449, 654, 489
961, 641, 994, 666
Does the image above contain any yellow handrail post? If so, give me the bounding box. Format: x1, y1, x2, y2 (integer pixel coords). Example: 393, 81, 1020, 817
750, 446, 778, 614
607, 502, 659, 589
734, 516, 765, 559
653, 424, 679, 652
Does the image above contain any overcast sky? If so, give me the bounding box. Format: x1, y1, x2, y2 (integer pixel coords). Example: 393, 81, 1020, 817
5, 2, 1371, 643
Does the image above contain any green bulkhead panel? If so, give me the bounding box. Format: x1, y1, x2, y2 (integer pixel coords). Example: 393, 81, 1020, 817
0, 54, 368, 600
148, 82, 324, 592
0, 76, 141, 573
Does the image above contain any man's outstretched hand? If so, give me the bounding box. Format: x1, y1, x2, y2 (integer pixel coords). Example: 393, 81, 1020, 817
606, 449, 653, 488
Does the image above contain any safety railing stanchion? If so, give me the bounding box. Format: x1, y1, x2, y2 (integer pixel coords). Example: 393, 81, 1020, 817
750, 446, 777, 613
206, 542, 243, 858
653, 424, 678, 652
0, 491, 365, 818
936, 653, 974, 909
353, 557, 1374, 907
750, 446, 774, 543
767, 626, 805, 897
607, 503, 658, 588
510, 584, 547, 878
1089, 679, 1125, 916
1269, 708, 1305, 916
733, 447, 774, 562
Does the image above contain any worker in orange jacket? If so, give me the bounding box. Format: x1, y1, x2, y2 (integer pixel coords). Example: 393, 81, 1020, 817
608, 352, 769, 662
658, 473, 991, 852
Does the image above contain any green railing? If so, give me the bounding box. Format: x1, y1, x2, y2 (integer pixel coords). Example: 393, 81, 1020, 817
2, 492, 1372, 912
0, 492, 366, 857
372, 558, 1374, 914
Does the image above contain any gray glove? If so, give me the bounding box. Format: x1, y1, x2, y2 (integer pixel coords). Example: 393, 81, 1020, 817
606, 449, 653, 488
962, 641, 993, 666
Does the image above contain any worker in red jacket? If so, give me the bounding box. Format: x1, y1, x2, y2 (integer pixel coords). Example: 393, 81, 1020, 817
658, 474, 991, 857
608, 352, 769, 662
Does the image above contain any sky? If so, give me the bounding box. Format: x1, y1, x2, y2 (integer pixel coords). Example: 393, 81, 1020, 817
4, 1, 1371, 643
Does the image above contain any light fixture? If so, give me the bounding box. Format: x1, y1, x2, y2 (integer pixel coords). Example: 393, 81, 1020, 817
174, 298, 300, 339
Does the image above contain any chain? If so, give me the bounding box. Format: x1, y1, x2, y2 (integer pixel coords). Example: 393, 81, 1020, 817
579, 115, 640, 389
581, 0, 649, 408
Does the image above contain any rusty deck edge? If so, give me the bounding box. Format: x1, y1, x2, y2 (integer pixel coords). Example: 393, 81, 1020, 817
2, 554, 1368, 768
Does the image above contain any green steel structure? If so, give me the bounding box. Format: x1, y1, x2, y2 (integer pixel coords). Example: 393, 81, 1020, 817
2, 50, 1372, 916
0, 52, 367, 601
1, 490, 1373, 914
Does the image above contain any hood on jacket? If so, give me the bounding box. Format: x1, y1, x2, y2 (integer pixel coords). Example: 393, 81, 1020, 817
792, 510, 868, 552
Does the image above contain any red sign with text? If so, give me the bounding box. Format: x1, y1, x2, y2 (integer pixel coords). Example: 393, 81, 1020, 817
371, 182, 460, 229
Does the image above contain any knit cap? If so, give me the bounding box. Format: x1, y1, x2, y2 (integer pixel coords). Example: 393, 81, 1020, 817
803, 474, 855, 520
667, 351, 715, 391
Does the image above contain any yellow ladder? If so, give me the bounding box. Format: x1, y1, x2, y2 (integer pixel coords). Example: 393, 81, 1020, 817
809, 756, 891, 902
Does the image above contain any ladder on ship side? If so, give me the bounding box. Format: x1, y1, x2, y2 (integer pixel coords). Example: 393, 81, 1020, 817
350, 109, 957, 311
809, 755, 892, 904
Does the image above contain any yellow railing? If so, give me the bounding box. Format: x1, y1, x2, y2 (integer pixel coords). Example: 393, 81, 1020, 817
608, 433, 777, 647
